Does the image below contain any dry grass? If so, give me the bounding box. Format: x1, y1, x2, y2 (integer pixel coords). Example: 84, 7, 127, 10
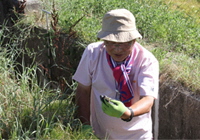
159, 52, 200, 91
164, 0, 200, 23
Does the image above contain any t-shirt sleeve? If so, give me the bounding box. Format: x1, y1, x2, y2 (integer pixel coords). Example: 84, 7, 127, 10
72, 46, 92, 86
138, 56, 159, 99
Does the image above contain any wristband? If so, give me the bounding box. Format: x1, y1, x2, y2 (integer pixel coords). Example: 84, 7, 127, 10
121, 107, 134, 122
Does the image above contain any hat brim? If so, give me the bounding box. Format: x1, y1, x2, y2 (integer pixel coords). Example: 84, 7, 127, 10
97, 30, 142, 42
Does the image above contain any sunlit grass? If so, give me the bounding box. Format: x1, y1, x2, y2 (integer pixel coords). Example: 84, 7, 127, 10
164, 0, 200, 23
159, 51, 200, 91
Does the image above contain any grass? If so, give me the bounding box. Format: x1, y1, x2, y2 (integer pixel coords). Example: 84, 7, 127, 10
152, 47, 200, 91
46, 0, 200, 89
0, 49, 97, 139
0, 0, 200, 139
0, 25, 97, 139
54, 0, 200, 58
164, 0, 200, 23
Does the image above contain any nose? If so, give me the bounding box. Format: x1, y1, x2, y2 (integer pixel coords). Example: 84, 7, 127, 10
113, 44, 123, 53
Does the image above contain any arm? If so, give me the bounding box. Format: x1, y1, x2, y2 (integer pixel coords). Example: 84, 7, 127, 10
121, 51, 159, 119
121, 96, 154, 119
75, 82, 91, 125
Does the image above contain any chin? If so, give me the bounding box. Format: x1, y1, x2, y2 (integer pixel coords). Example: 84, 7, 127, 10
113, 57, 125, 62
114, 59, 124, 62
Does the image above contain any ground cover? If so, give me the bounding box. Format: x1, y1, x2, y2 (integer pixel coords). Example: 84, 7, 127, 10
164, 0, 200, 23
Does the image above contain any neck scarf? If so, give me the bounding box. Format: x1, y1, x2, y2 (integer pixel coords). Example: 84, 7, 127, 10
106, 52, 134, 107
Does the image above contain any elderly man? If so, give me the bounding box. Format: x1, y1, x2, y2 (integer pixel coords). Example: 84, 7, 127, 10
73, 9, 159, 139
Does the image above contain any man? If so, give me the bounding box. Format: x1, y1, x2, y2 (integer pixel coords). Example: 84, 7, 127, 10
73, 9, 159, 139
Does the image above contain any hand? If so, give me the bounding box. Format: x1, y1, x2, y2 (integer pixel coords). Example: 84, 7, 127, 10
101, 98, 128, 118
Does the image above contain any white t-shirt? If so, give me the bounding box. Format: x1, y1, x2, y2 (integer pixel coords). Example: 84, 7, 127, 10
73, 41, 159, 139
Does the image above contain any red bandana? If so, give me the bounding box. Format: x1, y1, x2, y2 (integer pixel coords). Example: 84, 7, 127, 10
106, 52, 134, 107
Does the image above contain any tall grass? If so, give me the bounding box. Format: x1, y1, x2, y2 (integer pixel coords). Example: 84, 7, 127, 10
0, 25, 97, 139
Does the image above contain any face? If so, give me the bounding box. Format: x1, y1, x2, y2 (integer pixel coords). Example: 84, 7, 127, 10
104, 40, 136, 62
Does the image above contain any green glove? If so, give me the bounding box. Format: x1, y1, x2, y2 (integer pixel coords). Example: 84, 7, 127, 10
101, 99, 128, 118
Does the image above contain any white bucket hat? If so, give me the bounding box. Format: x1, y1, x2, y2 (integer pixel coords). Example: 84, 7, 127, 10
97, 9, 142, 42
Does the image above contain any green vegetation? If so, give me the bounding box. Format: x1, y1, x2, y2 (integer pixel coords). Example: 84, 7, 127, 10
0, 0, 199, 139
164, 0, 200, 23
50, 0, 200, 89
0, 38, 96, 139
51, 0, 200, 57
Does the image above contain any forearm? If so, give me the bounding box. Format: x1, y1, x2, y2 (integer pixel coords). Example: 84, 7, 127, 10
131, 96, 154, 116
76, 95, 90, 125
75, 83, 91, 125
121, 96, 154, 119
